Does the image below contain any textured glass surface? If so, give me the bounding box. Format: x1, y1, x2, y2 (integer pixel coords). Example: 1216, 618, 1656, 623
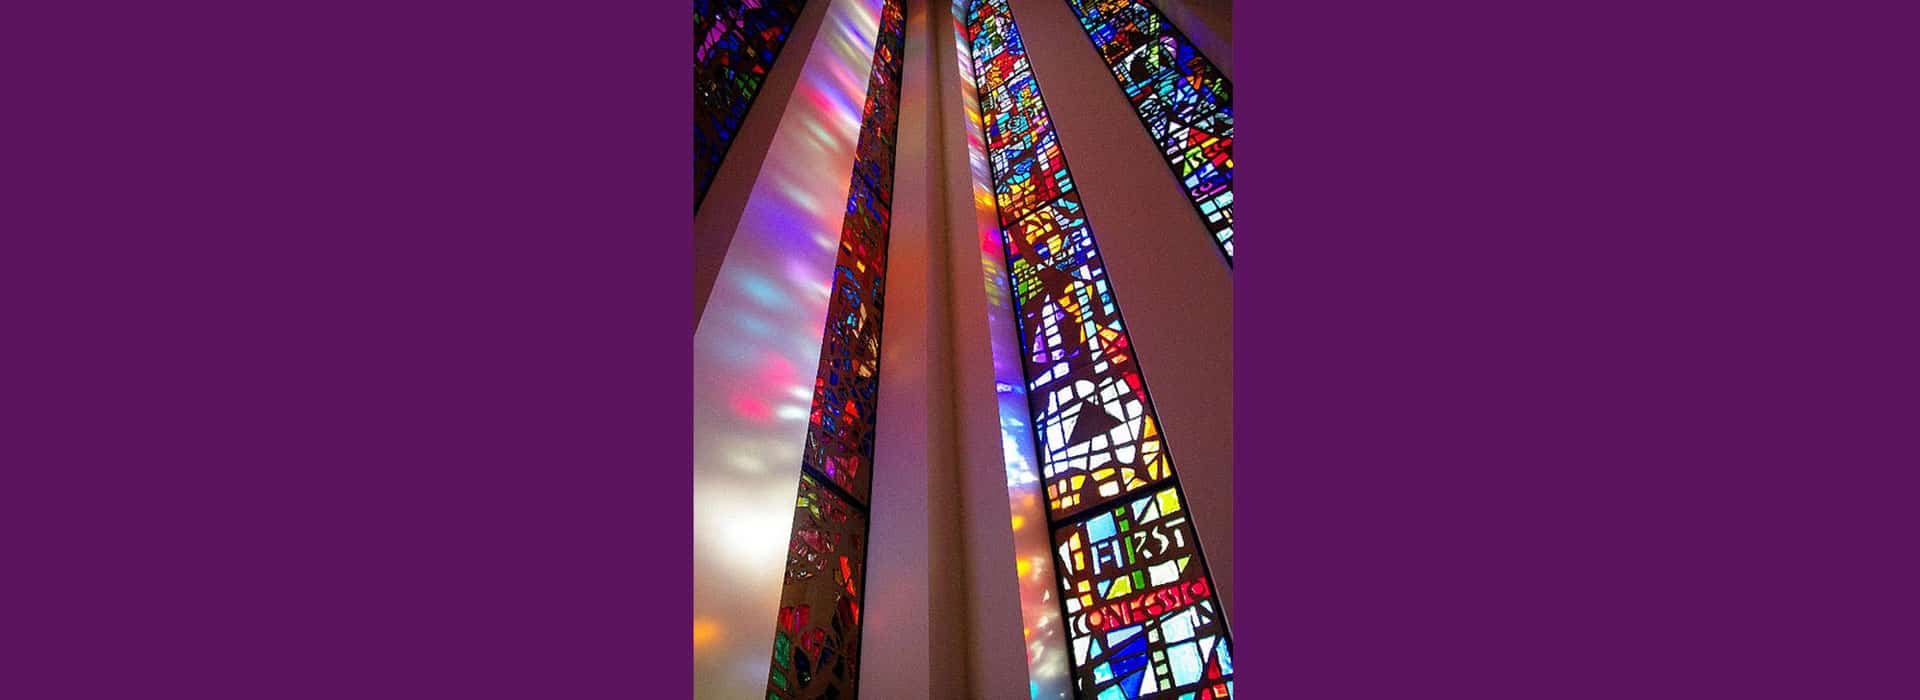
696, 0, 808, 209
967, 1, 1232, 697
768, 474, 870, 699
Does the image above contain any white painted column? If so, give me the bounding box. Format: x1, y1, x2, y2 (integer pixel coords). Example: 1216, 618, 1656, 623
860, 0, 938, 694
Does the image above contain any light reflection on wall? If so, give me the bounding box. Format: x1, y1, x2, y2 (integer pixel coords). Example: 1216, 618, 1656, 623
693, 1, 885, 698
952, 2, 1071, 697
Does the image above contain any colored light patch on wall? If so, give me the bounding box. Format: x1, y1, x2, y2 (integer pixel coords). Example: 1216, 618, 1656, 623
1062, 0, 1234, 263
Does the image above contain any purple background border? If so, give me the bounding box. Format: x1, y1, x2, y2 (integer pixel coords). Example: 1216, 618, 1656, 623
1239, 0, 1918, 697
7, 1, 683, 696
4, 0, 1916, 697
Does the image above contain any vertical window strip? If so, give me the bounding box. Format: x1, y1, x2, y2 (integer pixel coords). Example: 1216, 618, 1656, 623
696, 0, 810, 210
966, 1, 1234, 698
952, 0, 1076, 694
949, 1, 1079, 694
763, 1, 906, 697
1063, 0, 1234, 264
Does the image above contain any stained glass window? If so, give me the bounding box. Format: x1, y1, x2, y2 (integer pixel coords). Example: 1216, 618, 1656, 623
1063, 0, 1234, 264
764, 0, 905, 697
967, 1, 1234, 697
695, 0, 809, 210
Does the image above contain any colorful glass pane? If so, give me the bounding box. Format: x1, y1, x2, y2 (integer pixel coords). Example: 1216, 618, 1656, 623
1055, 488, 1232, 699
1064, 0, 1234, 263
967, 1, 1232, 697
768, 474, 870, 699
695, 0, 809, 210
765, 1, 906, 696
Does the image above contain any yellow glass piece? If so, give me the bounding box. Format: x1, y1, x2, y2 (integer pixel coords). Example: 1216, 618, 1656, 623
1157, 489, 1181, 515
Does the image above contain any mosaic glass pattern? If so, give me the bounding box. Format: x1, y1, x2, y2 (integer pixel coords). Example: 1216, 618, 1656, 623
1063, 0, 1234, 263
1056, 488, 1232, 699
766, 1, 905, 696
769, 475, 870, 699
968, 1, 1232, 697
695, 0, 808, 210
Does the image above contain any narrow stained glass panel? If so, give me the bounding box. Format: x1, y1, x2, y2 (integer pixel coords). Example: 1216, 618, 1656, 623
695, 0, 809, 210
767, 474, 870, 699
1063, 0, 1234, 263
765, 1, 906, 696
967, 1, 1232, 697
1055, 488, 1232, 699
1004, 195, 1172, 521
